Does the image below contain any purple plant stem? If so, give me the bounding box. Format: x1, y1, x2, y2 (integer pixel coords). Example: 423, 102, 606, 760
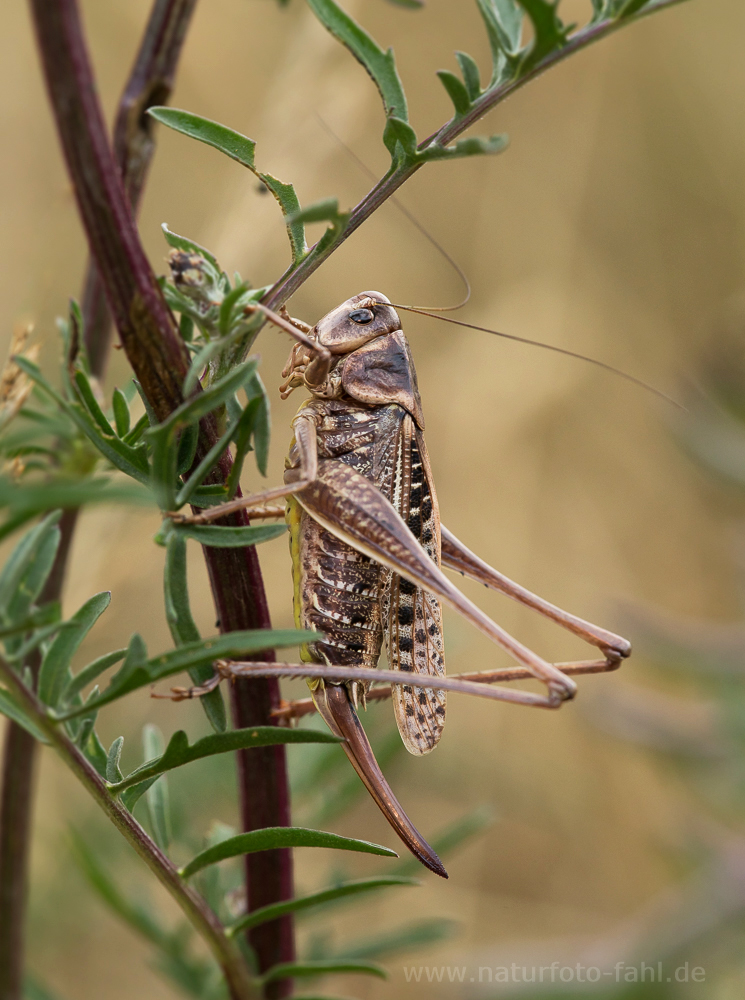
0, 510, 78, 1000
29, 0, 189, 421
28, 1, 295, 992
0, 7, 198, 997
0, 726, 35, 1000
82, 0, 197, 376
202, 514, 295, 997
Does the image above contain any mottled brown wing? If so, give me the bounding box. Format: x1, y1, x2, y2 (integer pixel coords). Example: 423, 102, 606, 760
382, 415, 446, 756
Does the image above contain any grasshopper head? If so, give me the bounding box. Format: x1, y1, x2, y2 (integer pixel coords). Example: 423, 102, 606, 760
281, 292, 400, 396
280, 293, 424, 428
314, 291, 401, 353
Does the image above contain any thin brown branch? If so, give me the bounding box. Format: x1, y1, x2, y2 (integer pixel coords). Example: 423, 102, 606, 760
0, 509, 77, 1000
0, 659, 259, 1000
263, 0, 690, 312
82, 0, 198, 377
29, 0, 190, 422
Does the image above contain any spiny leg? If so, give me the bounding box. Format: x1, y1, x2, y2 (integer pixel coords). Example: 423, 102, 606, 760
157, 660, 582, 709
269, 657, 619, 722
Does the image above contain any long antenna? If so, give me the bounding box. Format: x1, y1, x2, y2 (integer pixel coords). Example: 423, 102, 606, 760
316, 115, 471, 311
389, 304, 685, 410
316, 117, 682, 410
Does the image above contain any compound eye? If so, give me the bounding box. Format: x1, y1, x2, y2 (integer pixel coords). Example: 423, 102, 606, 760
349, 308, 374, 324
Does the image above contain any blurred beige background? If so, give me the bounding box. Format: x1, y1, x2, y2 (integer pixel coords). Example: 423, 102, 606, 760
2, 0, 743, 997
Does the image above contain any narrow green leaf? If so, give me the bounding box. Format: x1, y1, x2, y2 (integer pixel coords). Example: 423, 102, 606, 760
72, 689, 99, 753
38, 592, 111, 707
70, 407, 151, 482
477, 0, 523, 65
143, 725, 171, 851
455, 51, 482, 101
148, 424, 179, 513
183, 337, 229, 398
112, 388, 131, 437
247, 372, 270, 476
81, 729, 109, 778
59, 629, 314, 717
306, 0, 408, 121
179, 312, 195, 342
161, 223, 220, 271
260, 174, 308, 263
172, 522, 287, 548
113, 726, 342, 794
288, 198, 344, 227
225, 398, 261, 497
120, 776, 159, 813
161, 282, 210, 334
149, 357, 259, 437
176, 423, 199, 476
436, 70, 471, 117
0, 511, 61, 622
0, 478, 152, 517
218, 282, 251, 338
287, 199, 350, 255
122, 412, 150, 446
73, 632, 148, 715
4, 527, 61, 636
260, 960, 386, 985
6, 622, 77, 668
518, 0, 568, 71
333, 918, 457, 961
163, 533, 200, 645
0, 604, 60, 640
228, 876, 418, 935
175, 414, 239, 509
12, 352, 152, 481
63, 649, 126, 701
382, 116, 418, 162
383, 0, 423, 7
163, 531, 226, 733
74, 371, 115, 438
190, 484, 229, 508
418, 133, 509, 162
106, 736, 124, 783
180, 828, 398, 878
148, 108, 256, 169
0, 688, 49, 743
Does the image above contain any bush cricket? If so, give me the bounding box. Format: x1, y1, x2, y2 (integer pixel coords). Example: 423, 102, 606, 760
168, 291, 631, 877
